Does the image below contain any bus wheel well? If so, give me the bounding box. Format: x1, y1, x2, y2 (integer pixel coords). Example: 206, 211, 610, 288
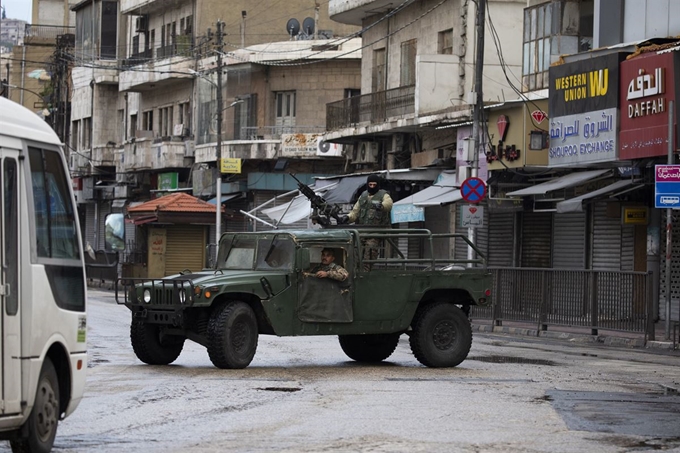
46, 343, 71, 417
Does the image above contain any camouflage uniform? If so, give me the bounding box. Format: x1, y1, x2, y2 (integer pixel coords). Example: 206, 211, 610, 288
311, 262, 349, 282
348, 190, 393, 271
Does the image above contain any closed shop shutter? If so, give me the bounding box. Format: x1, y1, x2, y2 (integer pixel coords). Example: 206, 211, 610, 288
592, 202, 621, 270
620, 225, 635, 272
488, 211, 515, 267
476, 206, 489, 261
659, 211, 680, 321
453, 207, 488, 263
425, 206, 450, 260
225, 197, 249, 233
408, 221, 424, 258
520, 211, 552, 268
164, 225, 207, 276
85, 203, 96, 249
552, 212, 586, 269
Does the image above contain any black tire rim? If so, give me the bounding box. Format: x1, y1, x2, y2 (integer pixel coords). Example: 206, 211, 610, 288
432, 320, 456, 351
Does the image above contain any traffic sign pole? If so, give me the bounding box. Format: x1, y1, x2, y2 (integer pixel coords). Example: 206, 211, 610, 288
665, 100, 674, 340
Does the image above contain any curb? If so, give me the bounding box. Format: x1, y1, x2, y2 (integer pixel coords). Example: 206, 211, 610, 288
472, 323, 677, 351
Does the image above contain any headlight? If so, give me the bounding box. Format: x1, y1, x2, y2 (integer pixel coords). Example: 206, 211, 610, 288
179, 289, 186, 304
143, 289, 151, 303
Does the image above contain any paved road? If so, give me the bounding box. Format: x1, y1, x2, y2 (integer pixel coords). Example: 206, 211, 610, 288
3, 290, 679, 452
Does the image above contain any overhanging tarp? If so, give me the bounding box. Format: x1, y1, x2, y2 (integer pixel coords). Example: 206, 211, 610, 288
506, 169, 610, 197
207, 193, 242, 205
392, 172, 460, 222
555, 180, 642, 213
261, 195, 312, 224
322, 176, 367, 204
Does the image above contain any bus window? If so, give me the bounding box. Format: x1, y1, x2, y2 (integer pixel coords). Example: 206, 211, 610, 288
29, 148, 79, 260
3, 158, 18, 316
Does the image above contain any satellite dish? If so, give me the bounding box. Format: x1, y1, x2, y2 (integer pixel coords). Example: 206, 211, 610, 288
302, 17, 315, 36
286, 18, 300, 37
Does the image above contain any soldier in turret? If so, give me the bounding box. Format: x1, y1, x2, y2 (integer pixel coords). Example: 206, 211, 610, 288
340, 174, 393, 270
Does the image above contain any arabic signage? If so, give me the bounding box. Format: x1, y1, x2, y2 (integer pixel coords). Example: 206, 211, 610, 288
220, 158, 242, 174
622, 207, 648, 225
281, 133, 322, 157
654, 165, 680, 208
391, 203, 425, 223
460, 205, 484, 228
619, 51, 680, 159
158, 172, 178, 191
549, 53, 624, 167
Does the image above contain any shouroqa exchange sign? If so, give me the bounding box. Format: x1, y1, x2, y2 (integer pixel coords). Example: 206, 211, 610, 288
548, 53, 625, 167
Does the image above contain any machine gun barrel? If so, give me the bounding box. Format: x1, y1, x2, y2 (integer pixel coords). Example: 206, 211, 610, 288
289, 173, 342, 225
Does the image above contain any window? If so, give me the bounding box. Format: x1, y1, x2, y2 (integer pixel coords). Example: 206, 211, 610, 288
159, 105, 173, 137
178, 102, 191, 136
438, 29, 453, 55
3, 158, 18, 315
372, 48, 386, 92
71, 120, 79, 151
234, 94, 257, 140
29, 148, 79, 260
142, 110, 154, 131
82, 118, 91, 150
522, 1, 593, 91
275, 91, 296, 129
400, 39, 417, 86
130, 113, 138, 138
118, 109, 125, 142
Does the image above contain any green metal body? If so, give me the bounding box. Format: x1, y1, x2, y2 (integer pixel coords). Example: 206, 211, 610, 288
120, 228, 492, 340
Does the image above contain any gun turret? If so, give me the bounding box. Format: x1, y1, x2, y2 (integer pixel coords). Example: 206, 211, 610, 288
289, 173, 342, 226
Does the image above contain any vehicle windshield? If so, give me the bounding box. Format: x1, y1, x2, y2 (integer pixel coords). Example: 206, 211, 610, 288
215, 235, 294, 271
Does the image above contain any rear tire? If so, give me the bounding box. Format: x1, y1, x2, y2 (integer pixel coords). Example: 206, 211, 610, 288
130, 320, 185, 365
10, 358, 59, 453
409, 302, 472, 368
338, 333, 400, 362
207, 302, 258, 369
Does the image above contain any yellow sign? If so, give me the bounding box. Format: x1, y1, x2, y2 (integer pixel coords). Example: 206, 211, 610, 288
623, 207, 648, 225
220, 158, 242, 174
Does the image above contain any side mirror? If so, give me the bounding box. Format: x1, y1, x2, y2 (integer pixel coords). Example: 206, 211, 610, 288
298, 248, 310, 271
105, 213, 126, 252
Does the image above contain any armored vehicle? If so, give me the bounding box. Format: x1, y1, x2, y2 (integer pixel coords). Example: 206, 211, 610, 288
117, 228, 491, 368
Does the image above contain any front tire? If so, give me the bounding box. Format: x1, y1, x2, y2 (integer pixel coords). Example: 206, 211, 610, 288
338, 334, 400, 362
10, 358, 59, 453
409, 302, 472, 368
130, 320, 185, 365
207, 301, 258, 369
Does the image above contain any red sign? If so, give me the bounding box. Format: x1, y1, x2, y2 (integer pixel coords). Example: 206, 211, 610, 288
531, 110, 547, 124
460, 177, 487, 204
619, 51, 679, 159
497, 115, 509, 141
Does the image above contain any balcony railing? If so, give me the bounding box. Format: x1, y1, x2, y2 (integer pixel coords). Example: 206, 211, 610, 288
24, 24, 75, 42
326, 85, 415, 130
123, 49, 153, 67
124, 35, 193, 67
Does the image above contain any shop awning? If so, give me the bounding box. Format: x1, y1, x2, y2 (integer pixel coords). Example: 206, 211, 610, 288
321, 176, 368, 204
127, 215, 158, 225
207, 193, 242, 205
394, 172, 460, 207
506, 170, 610, 197
555, 180, 642, 213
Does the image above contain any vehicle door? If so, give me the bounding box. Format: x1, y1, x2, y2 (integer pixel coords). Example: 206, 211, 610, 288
297, 245, 353, 323
0, 145, 22, 414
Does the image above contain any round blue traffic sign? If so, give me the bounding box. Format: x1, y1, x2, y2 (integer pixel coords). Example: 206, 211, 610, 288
460, 177, 487, 204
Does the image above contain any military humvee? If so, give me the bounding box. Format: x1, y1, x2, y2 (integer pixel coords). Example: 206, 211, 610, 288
116, 228, 491, 368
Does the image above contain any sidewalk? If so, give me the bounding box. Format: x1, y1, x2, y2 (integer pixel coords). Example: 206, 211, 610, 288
471, 318, 679, 352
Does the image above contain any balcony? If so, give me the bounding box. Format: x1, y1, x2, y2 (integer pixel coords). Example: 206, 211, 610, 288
326, 85, 415, 130
92, 145, 117, 167
328, 0, 395, 25
121, 0, 166, 15
24, 24, 74, 44
119, 39, 194, 91
120, 138, 191, 171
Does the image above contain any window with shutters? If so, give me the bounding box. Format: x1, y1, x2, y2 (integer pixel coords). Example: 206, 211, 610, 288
438, 29, 453, 55
372, 48, 386, 92
400, 39, 417, 86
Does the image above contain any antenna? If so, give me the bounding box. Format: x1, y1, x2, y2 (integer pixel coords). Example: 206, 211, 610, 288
302, 17, 315, 36
286, 18, 300, 38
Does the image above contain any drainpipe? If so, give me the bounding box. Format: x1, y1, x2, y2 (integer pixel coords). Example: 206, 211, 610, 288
20, 46, 26, 105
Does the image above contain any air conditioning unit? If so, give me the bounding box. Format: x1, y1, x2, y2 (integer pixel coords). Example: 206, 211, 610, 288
135, 15, 149, 33
353, 141, 379, 163
316, 137, 343, 157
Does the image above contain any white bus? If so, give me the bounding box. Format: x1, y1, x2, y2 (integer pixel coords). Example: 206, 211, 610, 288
0, 98, 87, 452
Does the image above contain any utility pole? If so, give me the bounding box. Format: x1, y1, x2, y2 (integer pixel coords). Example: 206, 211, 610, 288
215, 20, 224, 246
467, 0, 486, 263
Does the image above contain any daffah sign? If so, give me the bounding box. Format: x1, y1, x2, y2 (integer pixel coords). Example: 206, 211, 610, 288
548, 53, 626, 167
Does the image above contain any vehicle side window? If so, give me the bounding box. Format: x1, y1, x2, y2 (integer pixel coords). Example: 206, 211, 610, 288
3, 158, 18, 315
255, 237, 294, 270
29, 147, 79, 260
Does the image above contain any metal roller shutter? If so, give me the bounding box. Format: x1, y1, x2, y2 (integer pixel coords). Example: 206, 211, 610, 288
487, 211, 515, 267
659, 211, 680, 322
225, 197, 249, 233
97, 201, 111, 250
85, 203, 96, 249
592, 202, 621, 270
520, 211, 552, 268
476, 206, 489, 261
621, 225, 635, 272
552, 212, 586, 269
164, 225, 207, 276
425, 206, 450, 260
